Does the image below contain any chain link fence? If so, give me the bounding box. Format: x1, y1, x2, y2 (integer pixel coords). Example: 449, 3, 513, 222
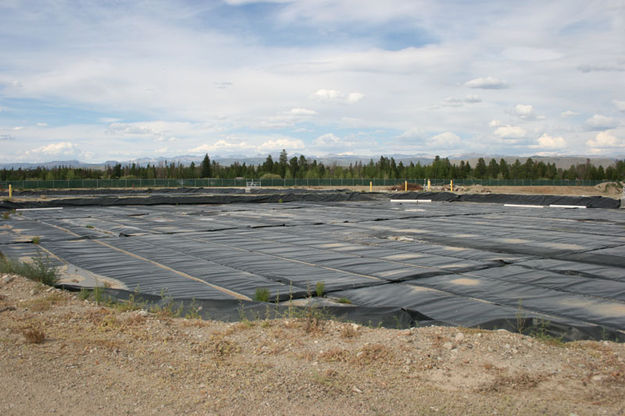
0, 177, 609, 189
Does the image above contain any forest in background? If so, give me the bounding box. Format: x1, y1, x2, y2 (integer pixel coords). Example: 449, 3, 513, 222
2, 151, 625, 182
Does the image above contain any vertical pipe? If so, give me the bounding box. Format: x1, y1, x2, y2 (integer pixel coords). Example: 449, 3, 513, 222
450, 179, 453, 192
369, 181, 372, 192
404, 180, 407, 192
427, 179, 431, 191
8, 184, 12, 199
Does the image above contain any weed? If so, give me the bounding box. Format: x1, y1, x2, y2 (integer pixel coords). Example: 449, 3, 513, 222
92, 285, 104, 304
113, 292, 146, 312
79, 288, 91, 300
303, 305, 327, 334
27, 292, 66, 312
315, 281, 325, 298
319, 347, 350, 362
530, 319, 564, 346
32, 236, 41, 245
184, 298, 202, 319
0, 254, 59, 286
208, 334, 241, 357
1, 211, 9, 220
337, 297, 352, 304
340, 324, 359, 339
515, 299, 526, 334
353, 343, 392, 365
22, 325, 46, 344
254, 288, 270, 302
86, 225, 94, 229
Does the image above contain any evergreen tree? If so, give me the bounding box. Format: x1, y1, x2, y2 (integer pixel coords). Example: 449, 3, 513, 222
200, 154, 211, 177
474, 158, 487, 179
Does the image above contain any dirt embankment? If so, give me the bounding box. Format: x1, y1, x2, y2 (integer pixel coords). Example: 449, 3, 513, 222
1, 274, 624, 416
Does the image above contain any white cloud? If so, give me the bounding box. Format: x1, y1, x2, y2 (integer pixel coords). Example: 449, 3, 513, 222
493, 125, 526, 140
312, 89, 364, 104
442, 95, 482, 107
314, 133, 342, 146
346, 92, 365, 103
561, 110, 578, 118
398, 127, 425, 139
614, 100, 625, 112
586, 130, 623, 149
532, 133, 567, 149
191, 140, 251, 154
258, 138, 305, 151
25, 141, 81, 157
429, 131, 461, 147
465, 77, 508, 89
289, 108, 317, 116
514, 104, 534, 119
489, 120, 502, 128
586, 114, 618, 130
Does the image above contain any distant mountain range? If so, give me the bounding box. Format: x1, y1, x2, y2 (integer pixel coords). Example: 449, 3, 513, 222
0, 154, 619, 170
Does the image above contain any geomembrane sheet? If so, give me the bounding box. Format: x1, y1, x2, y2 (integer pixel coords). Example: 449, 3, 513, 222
2, 192, 624, 340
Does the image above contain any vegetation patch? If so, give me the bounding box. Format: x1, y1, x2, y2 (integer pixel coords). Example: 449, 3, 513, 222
0, 254, 59, 286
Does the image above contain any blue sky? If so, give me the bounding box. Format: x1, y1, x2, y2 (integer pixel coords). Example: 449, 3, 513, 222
0, 0, 623, 163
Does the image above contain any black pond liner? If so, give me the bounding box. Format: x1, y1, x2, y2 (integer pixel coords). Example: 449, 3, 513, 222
2, 191, 624, 342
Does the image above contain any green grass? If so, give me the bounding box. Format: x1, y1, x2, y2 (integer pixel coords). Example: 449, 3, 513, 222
0, 254, 59, 286
337, 297, 352, 304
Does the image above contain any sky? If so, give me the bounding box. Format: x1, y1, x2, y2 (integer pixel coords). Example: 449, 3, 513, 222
0, 0, 624, 163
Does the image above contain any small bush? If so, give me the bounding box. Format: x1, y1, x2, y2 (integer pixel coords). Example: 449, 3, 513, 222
1, 211, 9, 220
315, 281, 325, 298
32, 236, 41, 245
337, 297, 351, 304
254, 288, 270, 302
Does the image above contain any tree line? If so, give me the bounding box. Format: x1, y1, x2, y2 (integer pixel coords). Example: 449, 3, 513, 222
2, 151, 624, 182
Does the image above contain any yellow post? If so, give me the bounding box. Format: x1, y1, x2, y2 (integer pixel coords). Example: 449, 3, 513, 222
404, 180, 407, 192
450, 179, 453, 192
369, 181, 373, 192
427, 179, 431, 191
8, 184, 12, 199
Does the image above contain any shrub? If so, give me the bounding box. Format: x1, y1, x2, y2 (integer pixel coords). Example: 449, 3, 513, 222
315, 281, 325, 298
254, 288, 270, 302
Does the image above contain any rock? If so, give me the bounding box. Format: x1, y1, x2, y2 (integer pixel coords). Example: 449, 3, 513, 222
352, 386, 363, 394
443, 342, 453, 350
454, 332, 464, 342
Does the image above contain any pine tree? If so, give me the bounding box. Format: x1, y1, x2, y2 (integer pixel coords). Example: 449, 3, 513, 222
200, 154, 211, 178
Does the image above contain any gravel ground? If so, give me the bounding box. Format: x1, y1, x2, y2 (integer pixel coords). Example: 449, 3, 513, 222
1, 274, 624, 416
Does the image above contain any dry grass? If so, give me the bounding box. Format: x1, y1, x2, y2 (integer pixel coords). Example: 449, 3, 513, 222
22, 325, 46, 344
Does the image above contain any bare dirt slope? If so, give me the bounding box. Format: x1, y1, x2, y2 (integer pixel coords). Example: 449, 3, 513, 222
1, 274, 624, 416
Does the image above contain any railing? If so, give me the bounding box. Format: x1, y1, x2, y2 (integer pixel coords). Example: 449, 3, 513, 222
0, 178, 610, 190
